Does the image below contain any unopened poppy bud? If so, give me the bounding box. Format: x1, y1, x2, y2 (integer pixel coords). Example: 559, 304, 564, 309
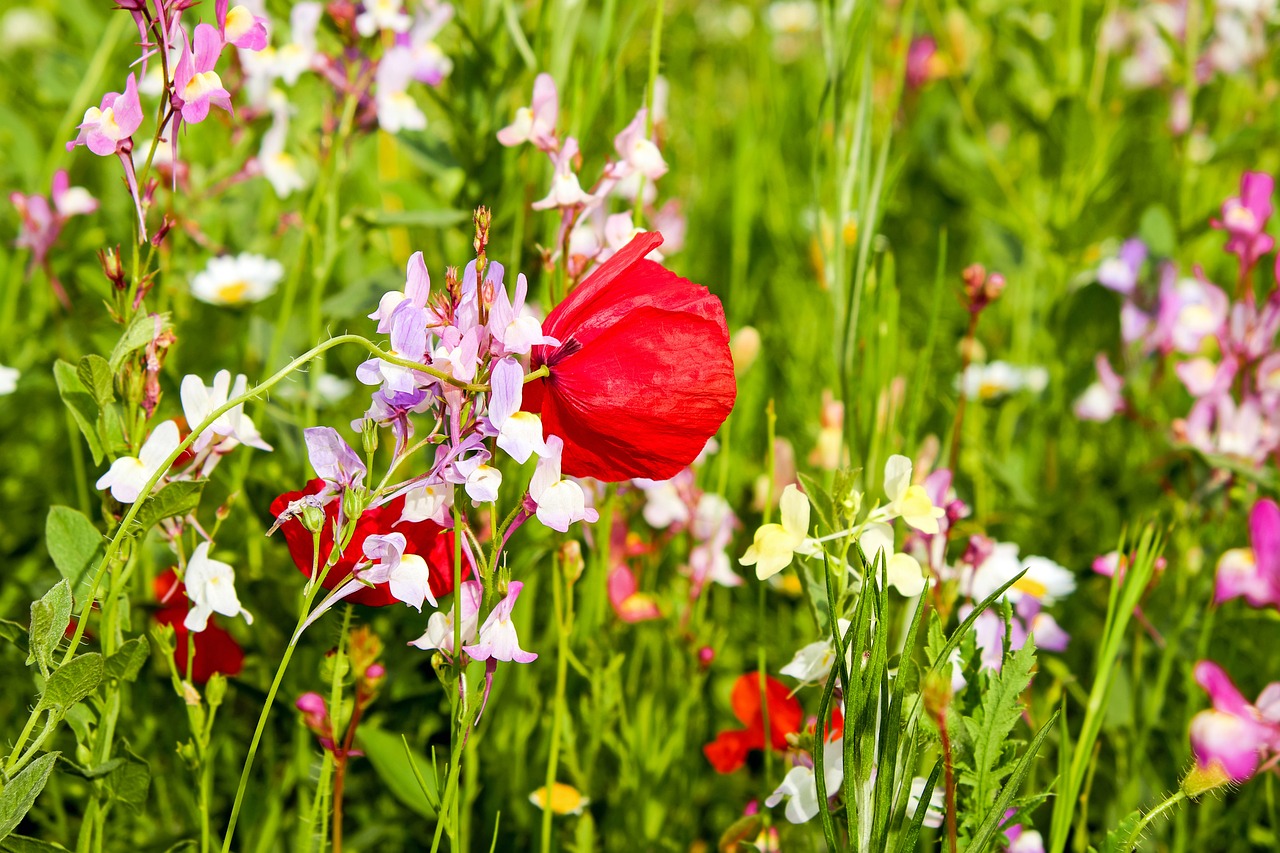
730, 326, 761, 376
205, 672, 227, 708
559, 540, 584, 583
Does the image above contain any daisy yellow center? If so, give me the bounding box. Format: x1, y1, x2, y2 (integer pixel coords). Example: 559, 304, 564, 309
217, 280, 250, 303
978, 380, 1005, 399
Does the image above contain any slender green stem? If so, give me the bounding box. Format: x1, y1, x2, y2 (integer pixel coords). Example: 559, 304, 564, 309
541, 551, 570, 852
220, 567, 332, 852
1123, 791, 1187, 852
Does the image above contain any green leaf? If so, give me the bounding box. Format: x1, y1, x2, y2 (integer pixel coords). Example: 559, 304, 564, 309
45, 507, 102, 603
101, 754, 150, 812
355, 728, 438, 819
797, 472, 838, 536
75, 355, 114, 408
716, 814, 763, 852
108, 311, 170, 373
968, 712, 1059, 852
962, 639, 1038, 810
1096, 810, 1143, 853
52, 360, 103, 465
56, 757, 123, 780
104, 637, 149, 683
129, 481, 206, 535
39, 653, 103, 713
2, 833, 72, 852
0, 752, 60, 841
26, 581, 72, 674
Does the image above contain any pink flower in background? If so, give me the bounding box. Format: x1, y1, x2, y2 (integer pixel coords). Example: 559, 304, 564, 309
11, 171, 98, 287
1153, 271, 1229, 354
906, 37, 939, 89
497, 73, 559, 151
216, 0, 269, 51
1212, 171, 1275, 276
1097, 239, 1147, 296
1189, 661, 1280, 783
1215, 499, 1280, 609
608, 565, 661, 623
1074, 354, 1125, 422
67, 73, 144, 156
375, 46, 428, 133
531, 138, 593, 210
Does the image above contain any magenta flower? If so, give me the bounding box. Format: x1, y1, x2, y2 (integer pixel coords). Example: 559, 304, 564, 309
216, 0, 269, 50
1189, 661, 1280, 783
1153, 271, 1229, 354
11, 171, 97, 270
1212, 171, 1275, 276
1215, 499, 1280, 609
68, 73, 144, 156
462, 581, 537, 664
173, 24, 232, 124
906, 37, 939, 90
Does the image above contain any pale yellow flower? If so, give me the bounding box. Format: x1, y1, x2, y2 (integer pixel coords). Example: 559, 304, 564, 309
740, 484, 813, 580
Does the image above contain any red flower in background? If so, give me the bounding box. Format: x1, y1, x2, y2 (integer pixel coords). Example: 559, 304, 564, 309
523, 231, 736, 482
269, 479, 460, 606
704, 672, 804, 774
153, 569, 244, 683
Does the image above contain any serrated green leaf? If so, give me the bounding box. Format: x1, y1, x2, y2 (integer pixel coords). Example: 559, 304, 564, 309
108, 311, 169, 373
45, 507, 102, 603
104, 637, 149, 683
52, 360, 103, 465
39, 653, 103, 712
26, 581, 72, 674
966, 638, 1038, 809
76, 355, 114, 408
129, 481, 206, 535
1096, 810, 1143, 853
968, 712, 1059, 852
355, 728, 438, 819
101, 754, 149, 812
0, 752, 60, 841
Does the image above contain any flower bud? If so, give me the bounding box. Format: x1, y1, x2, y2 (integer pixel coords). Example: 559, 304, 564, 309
341, 488, 368, 525
300, 501, 327, 535
559, 540, 584, 584
360, 418, 379, 456
205, 673, 227, 708
1182, 761, 1231, 798
698, 646, 715, 670
99, 246, 126, 290
922, 669, 953, 720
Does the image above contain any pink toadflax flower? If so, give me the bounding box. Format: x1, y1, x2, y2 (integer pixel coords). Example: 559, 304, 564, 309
1189, 660, 1280, 784
1215, 499, 1280, 609
496, 72, 558, 151
1212, 171, 1275, 278
68, 73, 144, 156
173, 24, 232, 124
216, 0, 269, 51
463, 581, 537, 663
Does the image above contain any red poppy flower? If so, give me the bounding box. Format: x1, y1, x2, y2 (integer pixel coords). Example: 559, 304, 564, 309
523, 231, 736, 482
153, 569, 244, 683
269, 479, 460, 606
704, 672, 805, 774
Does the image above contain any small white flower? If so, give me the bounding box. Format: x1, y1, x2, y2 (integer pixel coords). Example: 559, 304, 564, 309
95, 420, 181, 503
355, 0, 411, 37
181, 370, 272, 454
780, 619, 852, 683
765, 737, 843, 824
183, 542, 253, 632
907, 776, 946, 828
0, 364, 19, 395
191, 253, 284, 306
465, 464, 502, 504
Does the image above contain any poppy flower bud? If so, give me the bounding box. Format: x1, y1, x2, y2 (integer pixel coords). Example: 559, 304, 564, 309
524, 232, 736, 481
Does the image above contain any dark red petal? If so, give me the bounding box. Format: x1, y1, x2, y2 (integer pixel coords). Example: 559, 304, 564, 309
540, 306, 736, 481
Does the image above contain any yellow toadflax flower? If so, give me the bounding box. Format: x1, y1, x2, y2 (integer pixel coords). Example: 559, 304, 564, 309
529, 782, 589, 816
740, 485, 817, 580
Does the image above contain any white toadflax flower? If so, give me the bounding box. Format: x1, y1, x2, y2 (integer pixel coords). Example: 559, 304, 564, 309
183, 542, 253, 632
